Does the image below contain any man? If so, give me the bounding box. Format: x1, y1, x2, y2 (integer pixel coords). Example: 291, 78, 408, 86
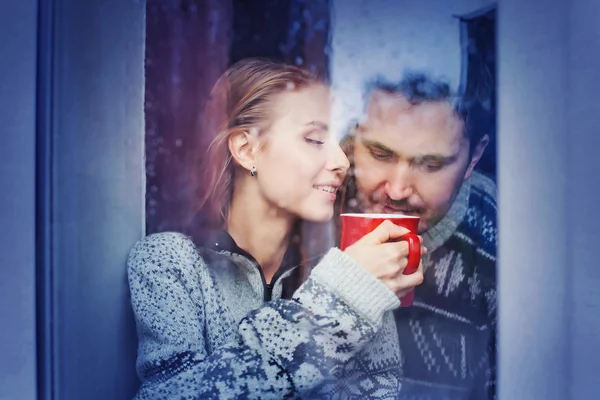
335, 74, 497, 399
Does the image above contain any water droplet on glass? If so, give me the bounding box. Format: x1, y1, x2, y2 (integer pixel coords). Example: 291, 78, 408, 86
175, 139, 183, 147
249, 127, 260, 137
348, 198, 358, 208
286, 82, 296, 91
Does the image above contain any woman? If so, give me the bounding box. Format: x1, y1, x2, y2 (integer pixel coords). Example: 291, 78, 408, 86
128, 58, 425, 399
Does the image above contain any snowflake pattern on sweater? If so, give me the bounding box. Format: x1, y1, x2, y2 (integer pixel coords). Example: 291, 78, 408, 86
127, 231, 400, 399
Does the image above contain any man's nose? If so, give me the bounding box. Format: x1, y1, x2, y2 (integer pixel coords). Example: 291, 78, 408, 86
385, 165, 414, 200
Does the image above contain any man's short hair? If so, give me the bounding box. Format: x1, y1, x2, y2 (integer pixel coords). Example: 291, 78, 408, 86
363, 73, 491, 155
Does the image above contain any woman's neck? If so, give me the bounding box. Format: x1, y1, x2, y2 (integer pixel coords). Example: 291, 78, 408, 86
226, 181, 296, 283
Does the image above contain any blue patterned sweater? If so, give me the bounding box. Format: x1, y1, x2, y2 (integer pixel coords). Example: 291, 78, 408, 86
316, 171, 497, 400
392, 171, 497, 400
127, 228, 401, 399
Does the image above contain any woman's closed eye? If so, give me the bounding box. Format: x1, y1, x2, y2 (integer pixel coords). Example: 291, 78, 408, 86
304, 137, 325, 145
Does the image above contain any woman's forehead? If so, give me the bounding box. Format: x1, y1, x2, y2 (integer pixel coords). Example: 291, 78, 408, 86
270, 85, 331, 126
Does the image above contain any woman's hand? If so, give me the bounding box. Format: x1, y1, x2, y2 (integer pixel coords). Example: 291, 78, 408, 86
343, 220, 426, 299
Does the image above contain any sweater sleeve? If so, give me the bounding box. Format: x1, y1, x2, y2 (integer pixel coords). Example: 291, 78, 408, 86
128, 232, 399, 400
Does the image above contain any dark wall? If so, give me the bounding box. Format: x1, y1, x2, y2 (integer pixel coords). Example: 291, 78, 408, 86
230, 0, 302, 63
231, 0, 331, 77
144, 0, 232, 235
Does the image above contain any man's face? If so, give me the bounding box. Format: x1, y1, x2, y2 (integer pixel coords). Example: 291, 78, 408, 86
352, 91, 481, 233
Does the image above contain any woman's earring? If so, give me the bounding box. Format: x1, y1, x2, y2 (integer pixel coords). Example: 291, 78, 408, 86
250, 166, 256, 177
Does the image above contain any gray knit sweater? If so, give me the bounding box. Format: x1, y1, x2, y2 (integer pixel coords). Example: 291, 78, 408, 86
127, 230, 400, 399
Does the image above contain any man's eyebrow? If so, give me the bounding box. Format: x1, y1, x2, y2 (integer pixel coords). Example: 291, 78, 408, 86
361, 139, 396, 154
361, 139, 459, 163
414, 154, 458, 163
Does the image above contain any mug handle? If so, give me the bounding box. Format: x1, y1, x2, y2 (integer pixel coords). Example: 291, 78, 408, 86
397, 232, 421, 275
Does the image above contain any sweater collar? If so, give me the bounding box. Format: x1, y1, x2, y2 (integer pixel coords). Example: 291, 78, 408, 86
205, 229, 301, 281
422, 177, 471, 253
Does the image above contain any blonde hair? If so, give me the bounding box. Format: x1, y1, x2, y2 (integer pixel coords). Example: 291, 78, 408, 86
187, 58, 324, 238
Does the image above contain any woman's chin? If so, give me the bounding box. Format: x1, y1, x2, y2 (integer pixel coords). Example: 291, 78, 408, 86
300, 207, 334, 223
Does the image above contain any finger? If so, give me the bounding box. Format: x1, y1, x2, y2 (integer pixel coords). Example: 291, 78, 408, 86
415, 260, 425, 276
373, 259, 409, 280
407, 261, 425, 276
380, 240, 410, 257
378, 242, 410, 271
387, 224, 412, 241
393, 269, 425, 294
392, 261, 424, 290
421, 246, 428, 255
370, 242, 409, 278
385, 256, 409, 278
362, 220, 410, 244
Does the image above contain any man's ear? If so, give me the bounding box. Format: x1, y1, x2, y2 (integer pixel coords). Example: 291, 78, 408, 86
464, 134, 489, 180
228, 129, 259, 172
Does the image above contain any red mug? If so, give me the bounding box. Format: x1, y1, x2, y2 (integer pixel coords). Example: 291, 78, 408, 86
340, 213, 421, 307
